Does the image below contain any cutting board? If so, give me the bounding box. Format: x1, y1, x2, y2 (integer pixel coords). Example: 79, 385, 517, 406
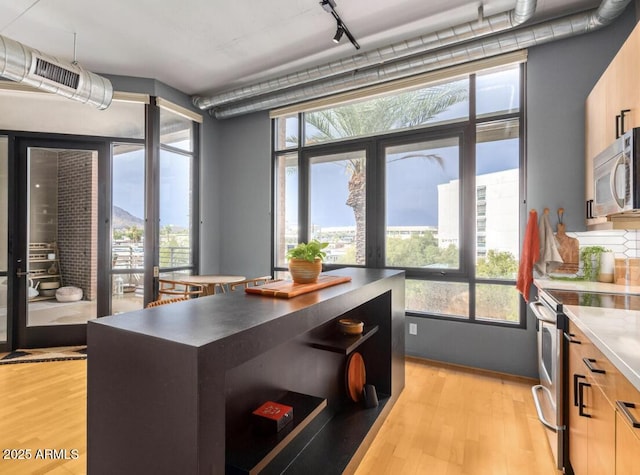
345, 352, 366, 402
245, 275, 352, 298
554, 223, 580, 274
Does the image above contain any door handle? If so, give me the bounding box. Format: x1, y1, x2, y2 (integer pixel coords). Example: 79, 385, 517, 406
564, 332, 582, 344
574, 374, 586, 407
616, 114, 621, 139
621, 109, 631, 135
617, 401, 640, 429
583, 357, 606, 374
578, 381, 592, 418
16, 268, 33, 277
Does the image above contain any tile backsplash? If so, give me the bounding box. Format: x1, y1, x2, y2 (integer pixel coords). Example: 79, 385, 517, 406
566, 230, 639, 258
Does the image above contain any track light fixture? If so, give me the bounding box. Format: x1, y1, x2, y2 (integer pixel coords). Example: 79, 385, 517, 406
333, 24, 344, 43
319, 0, 360, 50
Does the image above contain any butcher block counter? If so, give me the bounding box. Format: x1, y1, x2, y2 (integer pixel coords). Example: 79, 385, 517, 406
87, 268, 405, 475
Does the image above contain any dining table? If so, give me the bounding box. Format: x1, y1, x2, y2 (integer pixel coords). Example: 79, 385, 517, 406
178, 275, 246, 296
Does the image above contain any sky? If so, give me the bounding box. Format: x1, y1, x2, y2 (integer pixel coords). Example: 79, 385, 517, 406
302, 138, 519, 228
113, 149, 192, 228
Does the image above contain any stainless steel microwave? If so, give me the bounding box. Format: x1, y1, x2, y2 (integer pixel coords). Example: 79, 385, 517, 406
592, 128, 640, 218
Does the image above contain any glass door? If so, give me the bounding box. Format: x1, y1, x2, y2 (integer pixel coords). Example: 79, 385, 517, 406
111, 143, 146, 314
14, 138, 108, 348
0, 136, 7, 351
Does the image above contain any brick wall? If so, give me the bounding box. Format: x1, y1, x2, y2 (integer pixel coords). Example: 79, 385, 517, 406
57, 151, 98, 300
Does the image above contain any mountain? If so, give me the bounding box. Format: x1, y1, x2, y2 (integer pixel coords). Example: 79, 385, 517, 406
113, 206, 144, 229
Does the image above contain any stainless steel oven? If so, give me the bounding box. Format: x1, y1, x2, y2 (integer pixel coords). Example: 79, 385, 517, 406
530, 291, 565, 470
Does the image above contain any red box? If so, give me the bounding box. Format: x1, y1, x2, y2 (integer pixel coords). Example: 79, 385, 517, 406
252, 401, 293, 432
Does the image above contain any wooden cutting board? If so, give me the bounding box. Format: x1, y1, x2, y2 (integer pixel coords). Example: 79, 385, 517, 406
345, 352, 366, 402
245, 275, 352, 298
555, 223, 580, 274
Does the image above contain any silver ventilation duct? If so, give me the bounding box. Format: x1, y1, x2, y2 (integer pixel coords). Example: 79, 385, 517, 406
0, 34, 113, 110
211, 0, 630, 119
193, 0, 538, 111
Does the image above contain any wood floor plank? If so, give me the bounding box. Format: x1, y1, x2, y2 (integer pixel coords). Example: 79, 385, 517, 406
355, 359, 560, 475
0, 357, 558, 474
0, 361, 86, 475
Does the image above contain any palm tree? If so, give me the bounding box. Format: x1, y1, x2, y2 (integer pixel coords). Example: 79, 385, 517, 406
303, 82, 468, 264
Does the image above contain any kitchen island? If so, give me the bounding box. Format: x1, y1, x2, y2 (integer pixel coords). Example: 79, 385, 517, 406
87, 268, 405, 475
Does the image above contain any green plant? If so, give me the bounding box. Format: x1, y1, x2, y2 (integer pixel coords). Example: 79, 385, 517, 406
286, 240, 329, 262
580, 246, 609, 281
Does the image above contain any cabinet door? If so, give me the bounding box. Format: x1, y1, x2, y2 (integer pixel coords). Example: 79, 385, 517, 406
615, 21, 640, 134
616, 410, 640, 475
587, 383, 615, 475
568, 327, 589, 475
585, 82, 610, 227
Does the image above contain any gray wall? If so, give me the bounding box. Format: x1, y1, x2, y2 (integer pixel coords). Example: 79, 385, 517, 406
215, 112, 272, 277
205, 9, 636, 377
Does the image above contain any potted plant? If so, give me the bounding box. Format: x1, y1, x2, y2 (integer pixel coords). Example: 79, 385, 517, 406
580, 245, 610, 281
286, 240, 329, 284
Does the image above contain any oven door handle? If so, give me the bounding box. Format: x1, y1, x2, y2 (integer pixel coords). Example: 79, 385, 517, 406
531, 385, 565, 432
610, 153, 627, 209
529, 301, 556, 324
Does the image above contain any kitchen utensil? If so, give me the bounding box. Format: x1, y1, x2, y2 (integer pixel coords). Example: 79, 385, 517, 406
345, 352, 366, 402
554, 209, 579, 274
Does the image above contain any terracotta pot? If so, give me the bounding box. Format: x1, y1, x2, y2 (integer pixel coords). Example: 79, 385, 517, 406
289, 258, 322, 284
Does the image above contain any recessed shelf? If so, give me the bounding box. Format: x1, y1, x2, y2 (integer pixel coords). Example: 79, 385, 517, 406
309, 325, 379, 354
226, 391, 327, 475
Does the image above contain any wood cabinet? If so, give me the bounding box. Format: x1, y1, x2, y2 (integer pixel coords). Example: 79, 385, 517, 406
567, 319, 640, 474
87, 268, 405, 475
616, 409, 640, 475
585, 20, 640, 228
566, 321, 615, 475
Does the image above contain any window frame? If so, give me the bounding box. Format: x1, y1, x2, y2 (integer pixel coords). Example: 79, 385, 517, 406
271, 63, 527, 328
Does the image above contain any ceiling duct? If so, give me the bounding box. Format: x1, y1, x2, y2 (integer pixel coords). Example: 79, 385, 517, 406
210, 0, 630, 119
192, 0, 538, 111
0, 34, 113, 109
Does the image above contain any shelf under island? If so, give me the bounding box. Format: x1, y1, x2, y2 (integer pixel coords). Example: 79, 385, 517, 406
87, 267, 405, 475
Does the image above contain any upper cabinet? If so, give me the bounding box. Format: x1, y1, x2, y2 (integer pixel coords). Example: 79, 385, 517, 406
586, 20, 640, 229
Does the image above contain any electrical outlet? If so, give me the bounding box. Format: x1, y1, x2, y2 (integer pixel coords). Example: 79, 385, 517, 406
409, 323, 417, 335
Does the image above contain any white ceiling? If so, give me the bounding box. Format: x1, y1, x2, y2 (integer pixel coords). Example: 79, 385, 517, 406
0, 0, 601, 98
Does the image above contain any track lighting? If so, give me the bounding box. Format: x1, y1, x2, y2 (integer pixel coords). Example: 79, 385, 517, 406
319, 0, 360, 50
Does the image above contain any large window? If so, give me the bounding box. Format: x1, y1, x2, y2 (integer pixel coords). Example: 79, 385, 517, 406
273, 63, 524, 326
158, 107, 196, 277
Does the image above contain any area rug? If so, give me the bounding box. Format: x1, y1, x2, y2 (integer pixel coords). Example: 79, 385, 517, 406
0, 346, 87, 365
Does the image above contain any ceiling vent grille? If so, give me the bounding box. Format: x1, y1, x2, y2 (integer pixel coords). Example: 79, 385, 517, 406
0, 34, 112, 109
34, 57, 80, 89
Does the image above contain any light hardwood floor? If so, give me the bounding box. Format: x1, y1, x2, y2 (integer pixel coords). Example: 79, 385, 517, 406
355, 359, 560, 475
0, 358, 558, 474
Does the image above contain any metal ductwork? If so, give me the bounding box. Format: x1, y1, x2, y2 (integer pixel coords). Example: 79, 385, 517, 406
0, 34, 113, 109
198, 0, 630, 119
193, 0, 538, 111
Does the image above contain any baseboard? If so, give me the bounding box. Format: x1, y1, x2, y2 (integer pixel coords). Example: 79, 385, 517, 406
405, 355, 539, 385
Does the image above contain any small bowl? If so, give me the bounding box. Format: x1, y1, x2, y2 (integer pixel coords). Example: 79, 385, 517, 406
337, 318, 364, 335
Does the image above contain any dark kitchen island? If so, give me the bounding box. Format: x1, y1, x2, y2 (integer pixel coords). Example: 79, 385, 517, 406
87, 267, 405, 475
